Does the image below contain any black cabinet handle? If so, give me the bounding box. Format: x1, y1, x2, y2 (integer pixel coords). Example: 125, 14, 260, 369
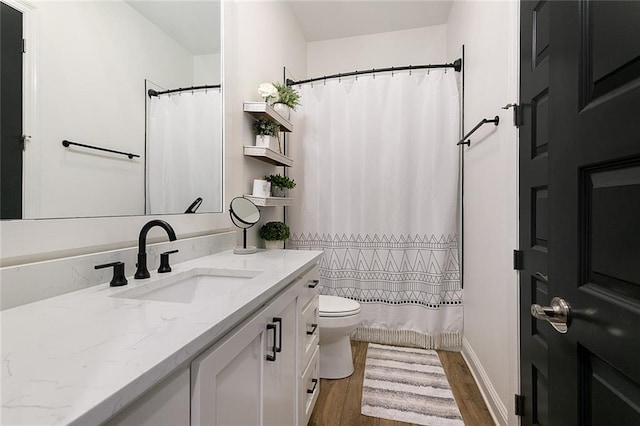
273, 317, 282, 353
95, 261, 128, 287
307, 378, 318, 394
266, 324, 277, 362
306, 323, 318, 336
308, 279, 319, 289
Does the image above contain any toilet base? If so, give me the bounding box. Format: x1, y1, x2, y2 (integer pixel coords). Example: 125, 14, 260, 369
319, 335, 354, 379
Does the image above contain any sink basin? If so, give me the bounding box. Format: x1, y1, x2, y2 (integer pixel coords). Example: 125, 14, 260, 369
111, 268, 262, 303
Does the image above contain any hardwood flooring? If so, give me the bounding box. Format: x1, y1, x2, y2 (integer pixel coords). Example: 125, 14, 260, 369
308, 340, 495, 426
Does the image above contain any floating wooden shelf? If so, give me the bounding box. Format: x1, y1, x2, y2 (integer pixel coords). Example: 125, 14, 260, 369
243, 102, 293, 132
244, 195, 293, 207
243, 146, 293, 167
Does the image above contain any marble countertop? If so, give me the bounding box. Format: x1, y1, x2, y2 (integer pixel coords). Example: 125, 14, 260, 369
1, 249, 322, 425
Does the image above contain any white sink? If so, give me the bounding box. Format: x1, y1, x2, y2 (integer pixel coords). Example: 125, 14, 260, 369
111, 268, 262, 303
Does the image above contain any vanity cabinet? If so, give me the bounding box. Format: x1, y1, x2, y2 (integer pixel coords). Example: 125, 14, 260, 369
191, 263, 319, 426
105, 368, 190, 426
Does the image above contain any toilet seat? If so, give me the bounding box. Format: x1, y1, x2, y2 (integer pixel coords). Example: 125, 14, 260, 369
319, 295, 361, 317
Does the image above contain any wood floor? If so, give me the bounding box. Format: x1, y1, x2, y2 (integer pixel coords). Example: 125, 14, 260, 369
309, 340, 495, 426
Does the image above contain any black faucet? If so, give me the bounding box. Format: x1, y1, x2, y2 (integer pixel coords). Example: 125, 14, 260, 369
134, 220, 177, 279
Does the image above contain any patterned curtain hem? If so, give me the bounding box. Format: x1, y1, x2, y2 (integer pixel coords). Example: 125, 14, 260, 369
352, 327, 462, 351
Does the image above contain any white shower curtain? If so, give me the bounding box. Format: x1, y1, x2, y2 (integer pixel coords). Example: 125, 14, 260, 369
147, 89, 222, 214
288, 69, 463, 349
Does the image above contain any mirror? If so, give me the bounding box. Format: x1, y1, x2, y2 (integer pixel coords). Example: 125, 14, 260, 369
229, 197, 260, 254
0, 0, 222, 220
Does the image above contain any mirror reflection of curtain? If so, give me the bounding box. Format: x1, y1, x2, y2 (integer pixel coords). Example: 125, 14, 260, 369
288, 70, 462, 349
147, 89, 222, 214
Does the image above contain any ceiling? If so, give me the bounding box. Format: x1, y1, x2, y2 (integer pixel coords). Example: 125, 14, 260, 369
288, 0, 454, 42
126, 1, 221, 55
125, 1, 451, 54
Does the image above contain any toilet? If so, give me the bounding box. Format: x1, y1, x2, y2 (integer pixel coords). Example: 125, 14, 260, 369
318, 295, 361, 379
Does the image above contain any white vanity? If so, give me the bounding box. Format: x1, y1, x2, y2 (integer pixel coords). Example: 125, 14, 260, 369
1, 249, 322, 425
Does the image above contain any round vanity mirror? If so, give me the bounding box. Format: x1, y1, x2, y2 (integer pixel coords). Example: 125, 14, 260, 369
229, 197, 260, 254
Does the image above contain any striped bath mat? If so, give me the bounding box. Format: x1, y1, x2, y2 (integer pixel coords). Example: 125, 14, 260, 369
361, 343, 464, 425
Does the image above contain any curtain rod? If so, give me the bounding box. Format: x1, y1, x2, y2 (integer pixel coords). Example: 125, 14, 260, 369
286, 59, 461, 86
148, 84, 221, 98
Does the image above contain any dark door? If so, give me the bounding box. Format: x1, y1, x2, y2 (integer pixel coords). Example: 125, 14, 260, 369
0, 2, 23, 219
520, 1, 640, 424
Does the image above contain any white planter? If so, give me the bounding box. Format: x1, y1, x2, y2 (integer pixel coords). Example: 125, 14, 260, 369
264, 240, 284, 250
273, 103, 291, 120
252, 179, 271, 197
255, 135, 280, 153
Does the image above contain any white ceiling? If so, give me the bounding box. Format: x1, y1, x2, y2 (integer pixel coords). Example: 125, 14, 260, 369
126, 1, 221, 55
288, 0, 454, 42
125, 1, 451, 54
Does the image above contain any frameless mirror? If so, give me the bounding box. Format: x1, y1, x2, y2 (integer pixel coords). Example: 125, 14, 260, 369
0, 0, 222, 220
229, 197, 260, 254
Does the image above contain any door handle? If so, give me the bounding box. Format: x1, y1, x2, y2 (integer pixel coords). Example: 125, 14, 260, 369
531, 297, 571, 334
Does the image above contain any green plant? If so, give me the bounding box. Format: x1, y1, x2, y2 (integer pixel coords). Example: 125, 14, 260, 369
252, 118, 280, 136
259, 221, 290, 241
264, 174, 296, 189
273, 82, 301, 110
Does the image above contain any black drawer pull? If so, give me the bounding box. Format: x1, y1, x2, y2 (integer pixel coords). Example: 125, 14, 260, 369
266, 323, 277, 362
306, 323, 318, 336
273, 317, 282, 353
308, 279, 319, 289
307, 378, 318, 394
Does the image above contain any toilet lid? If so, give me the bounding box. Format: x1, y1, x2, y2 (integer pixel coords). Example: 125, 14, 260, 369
319, 295, 361, 317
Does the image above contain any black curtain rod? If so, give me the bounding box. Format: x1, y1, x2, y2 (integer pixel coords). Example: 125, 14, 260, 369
286, 59, 461, 86
148, 84, 221, 97
62, 140, 140, 159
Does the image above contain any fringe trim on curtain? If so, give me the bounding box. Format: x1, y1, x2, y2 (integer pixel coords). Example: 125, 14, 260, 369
352, 327, 462, 351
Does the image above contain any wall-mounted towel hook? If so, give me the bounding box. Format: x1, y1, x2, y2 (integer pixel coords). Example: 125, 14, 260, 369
457, 116, 500, 146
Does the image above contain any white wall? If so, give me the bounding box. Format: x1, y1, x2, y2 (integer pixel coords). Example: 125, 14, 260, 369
193, 53, 221, 85
0, 0, 307, 267
446, 1, 520, 424
223, 0, 307, 249
307, 25, 447, 77
26, 1, 194, 219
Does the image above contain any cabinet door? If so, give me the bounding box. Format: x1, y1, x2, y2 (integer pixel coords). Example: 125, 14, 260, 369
105, 368, 190, 426
191, 306, 270, 426
264, 297, 298, 426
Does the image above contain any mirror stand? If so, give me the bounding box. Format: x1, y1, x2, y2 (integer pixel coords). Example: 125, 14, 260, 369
229, 197, 260, 255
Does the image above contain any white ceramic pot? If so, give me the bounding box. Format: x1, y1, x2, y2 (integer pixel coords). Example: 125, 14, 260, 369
255, 135, 280, 152
273, 103, 291, 120
264, 240, 284, 249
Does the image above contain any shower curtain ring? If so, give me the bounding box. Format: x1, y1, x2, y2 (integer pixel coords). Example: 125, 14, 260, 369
409, 65, 412, 76
391, 66, 394, 77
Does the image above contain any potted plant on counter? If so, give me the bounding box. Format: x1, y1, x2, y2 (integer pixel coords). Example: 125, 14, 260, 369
259, 221, 290, 249
252, 118, 281, 152
272, 82, 301, 120
265, 174, 296, 197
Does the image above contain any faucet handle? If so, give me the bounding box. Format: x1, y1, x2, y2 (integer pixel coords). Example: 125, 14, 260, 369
158, 250, 179, 273
95, 262, 128, 287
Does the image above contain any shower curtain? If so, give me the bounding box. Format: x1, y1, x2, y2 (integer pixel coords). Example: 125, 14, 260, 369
288, 69, 462, 349
147, 89, 222, 214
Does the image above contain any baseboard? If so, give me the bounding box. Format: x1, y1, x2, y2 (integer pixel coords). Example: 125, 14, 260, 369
461, 338, 508, 426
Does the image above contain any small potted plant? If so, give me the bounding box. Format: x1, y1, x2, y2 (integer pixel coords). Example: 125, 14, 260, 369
252, 118, 281, 152
265, 174, 296, 197
272, 82, 301, 120
259, 221, 290, 249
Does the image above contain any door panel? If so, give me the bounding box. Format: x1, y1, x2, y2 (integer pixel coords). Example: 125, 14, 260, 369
521, 0, 640, 424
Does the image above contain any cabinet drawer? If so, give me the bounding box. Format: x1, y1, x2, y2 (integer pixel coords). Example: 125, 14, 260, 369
298, 264, 319, 308
301, 346, 320, 425
300, 295, 319, 369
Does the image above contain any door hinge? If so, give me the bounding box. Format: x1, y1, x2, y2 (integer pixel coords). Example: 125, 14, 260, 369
501, 103, 522, 127
513, 250, 524, 270
515, 394, 525, 416
22, 38, 26, 53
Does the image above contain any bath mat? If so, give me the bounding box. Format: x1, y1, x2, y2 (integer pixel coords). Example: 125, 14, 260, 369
361, 343, 464, 426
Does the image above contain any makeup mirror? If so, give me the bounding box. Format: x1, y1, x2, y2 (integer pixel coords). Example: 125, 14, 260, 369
229, 197, 260, 255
